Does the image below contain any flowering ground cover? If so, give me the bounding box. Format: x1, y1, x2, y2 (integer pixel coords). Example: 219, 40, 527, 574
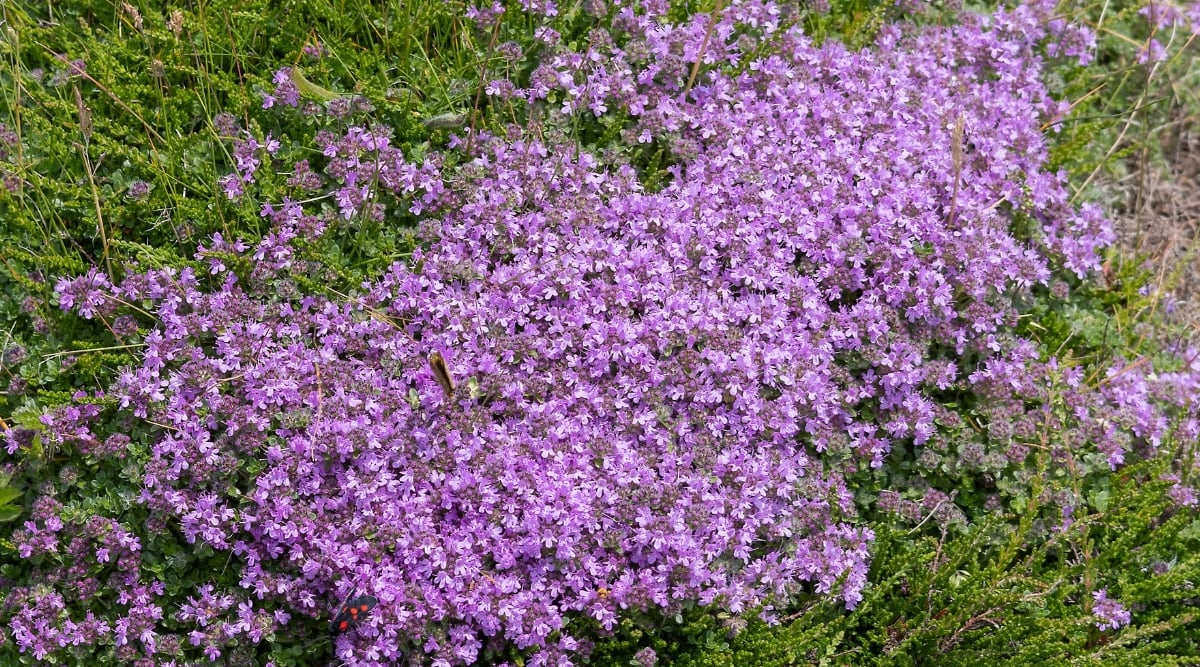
3, 0, 1200, 665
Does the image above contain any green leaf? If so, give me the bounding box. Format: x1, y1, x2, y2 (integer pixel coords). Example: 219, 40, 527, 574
290, 67, 341, 102
0, 486, 19, 506
1180, 518, 1200, 543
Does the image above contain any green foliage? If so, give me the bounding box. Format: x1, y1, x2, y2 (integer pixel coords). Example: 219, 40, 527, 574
0, 0, 483, 256
0, 473, 21, 523
803, 0, 898, 50
655, 459, 1199, 666
0, 0, 512, 422
1046, 0, 1199, 196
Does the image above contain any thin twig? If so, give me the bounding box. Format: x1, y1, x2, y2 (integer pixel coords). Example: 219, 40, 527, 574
36, 40, 167, 145
74, 140, 115, 282
466, 19, 502, 156
683, 0, 726, 96
947, 113, 965, 227
40, 343, 147, 360
1040, 82, 1108, 131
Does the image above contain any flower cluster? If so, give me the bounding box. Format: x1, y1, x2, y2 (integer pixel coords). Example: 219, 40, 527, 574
1091, 589, 1132, 631
6, 506, 167, 661
45, 148, 878, 661
14, 0, 1200, 665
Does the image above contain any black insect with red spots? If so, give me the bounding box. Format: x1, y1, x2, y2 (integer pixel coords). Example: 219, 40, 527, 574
329, 587, 378, 635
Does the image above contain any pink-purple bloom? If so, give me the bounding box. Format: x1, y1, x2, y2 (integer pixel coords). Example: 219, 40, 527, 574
1092, 589, 1131, 631
19, 0, 1200, 664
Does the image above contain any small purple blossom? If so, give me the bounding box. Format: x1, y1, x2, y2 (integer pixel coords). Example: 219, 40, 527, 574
263, 67, 301, 109
212, 112, 239, 137
55, 267, 113, 319
1092, 589, 1131, 631
1136, 38, 1168, 64
633, 647, 658, 667
1139, 2, 1185, 29
467, 1, 506, 30
1163, 474, 1199, 507
2, 344, 27, 366
126, 180, 151, 200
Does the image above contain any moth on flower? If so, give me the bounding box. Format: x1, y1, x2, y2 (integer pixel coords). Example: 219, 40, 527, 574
330, 587, 378, 635
428, 350, 455, 396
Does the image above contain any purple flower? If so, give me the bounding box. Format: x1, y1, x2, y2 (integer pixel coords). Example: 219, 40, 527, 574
126, 180, 151, 200
633, 647, 658, 667
34, 1, 1200, 664
1092, 589, 1130, 631
55, 267, 113, 318
212, 112, 239, 137
1136, 38, 1167, 64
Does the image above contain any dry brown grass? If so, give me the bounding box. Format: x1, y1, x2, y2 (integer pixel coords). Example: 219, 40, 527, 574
1112, 114, 1200, 328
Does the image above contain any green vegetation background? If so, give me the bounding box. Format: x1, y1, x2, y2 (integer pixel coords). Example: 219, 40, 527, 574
1, 0, 1198, 664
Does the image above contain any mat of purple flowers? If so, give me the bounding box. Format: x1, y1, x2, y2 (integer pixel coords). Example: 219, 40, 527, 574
16, 0, 1200, 665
